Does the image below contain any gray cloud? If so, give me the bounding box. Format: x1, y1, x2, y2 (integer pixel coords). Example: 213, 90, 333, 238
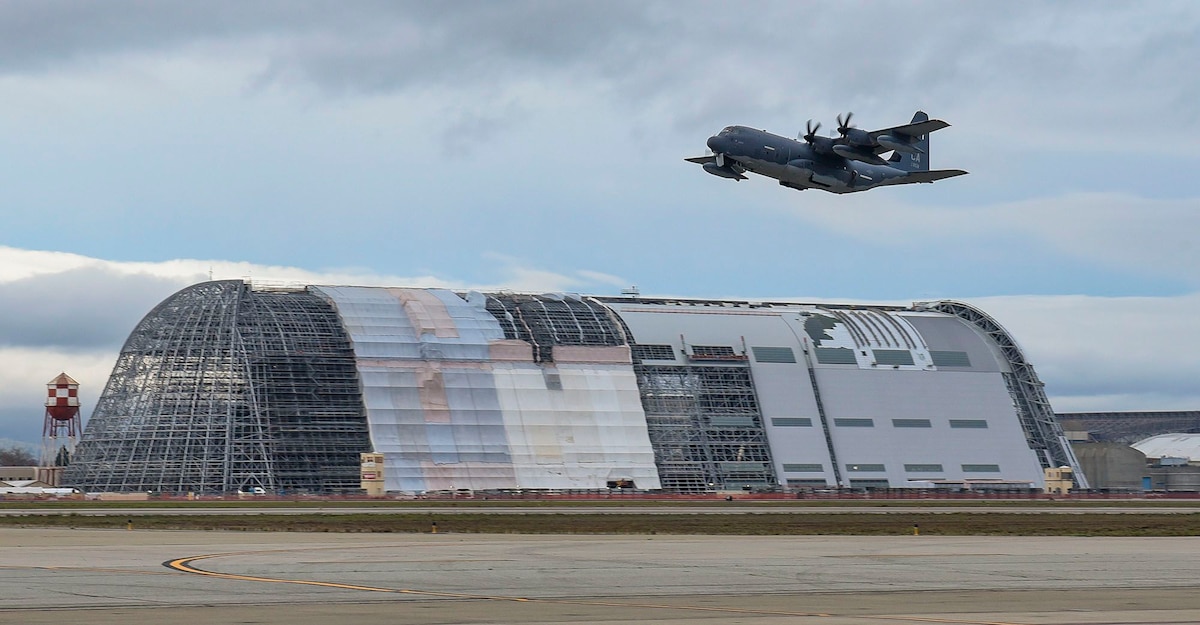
5, 2, 1196, 146
975, 293, 1200, 412
0, 266, 189, 349
788, 192, 1200, 289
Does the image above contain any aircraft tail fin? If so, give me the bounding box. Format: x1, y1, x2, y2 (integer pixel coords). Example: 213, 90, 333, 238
887, 111, 933, 172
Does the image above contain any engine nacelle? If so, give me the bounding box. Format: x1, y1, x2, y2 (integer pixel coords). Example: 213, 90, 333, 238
832, 144, 885, 165
841, 127, 872, 146
702, 162, 747, 180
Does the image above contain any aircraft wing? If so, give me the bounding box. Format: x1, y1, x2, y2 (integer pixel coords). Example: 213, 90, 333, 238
894, 169, 969, 184
685, 155, 717, 164
868, 119, 951, 142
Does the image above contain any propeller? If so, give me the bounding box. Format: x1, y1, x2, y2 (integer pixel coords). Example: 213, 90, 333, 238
699, 146, 726, 167
836, 112, 855, 137
802, 119, 821, 144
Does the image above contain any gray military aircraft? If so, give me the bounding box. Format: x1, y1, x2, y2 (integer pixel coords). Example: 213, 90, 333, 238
686, 111, 967, 194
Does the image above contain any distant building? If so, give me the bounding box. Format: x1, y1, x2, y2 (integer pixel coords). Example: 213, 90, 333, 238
0, 467, 39, 483
1056, 411, 1200, 444
1071, 443, 1147, 492
0, 466, 61, 486
1130, 433, 1200, 461
1043, 466, 1076, 495
65, 281, 1083, 494
1131, 433, 1200, 492
1068, 435, 1200, 493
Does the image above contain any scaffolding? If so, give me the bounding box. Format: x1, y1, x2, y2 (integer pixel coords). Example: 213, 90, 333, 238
633, 363, 776, 492
64, 281, 371, 494
482, 293, 624, 362
479, 293, 776, 492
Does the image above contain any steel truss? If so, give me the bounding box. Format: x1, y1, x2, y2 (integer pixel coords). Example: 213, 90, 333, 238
633, 363, 776, 493
482, 293, 623, 362
64, 281, 371, 494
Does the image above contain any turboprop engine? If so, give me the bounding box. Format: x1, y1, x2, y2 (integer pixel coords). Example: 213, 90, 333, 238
702, 161, 747, 180
831, 143, 886, 165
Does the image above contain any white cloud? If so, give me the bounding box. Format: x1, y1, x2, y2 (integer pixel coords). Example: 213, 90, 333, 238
969, 293, 1200, 412
787, 193, 1200, 286
0, 247, 114, 282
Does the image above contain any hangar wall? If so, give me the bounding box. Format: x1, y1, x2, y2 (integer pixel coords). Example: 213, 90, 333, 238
604, 301, 1049, 491
313, 287, 661, 492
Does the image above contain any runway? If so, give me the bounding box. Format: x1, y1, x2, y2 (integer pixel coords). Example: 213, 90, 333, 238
2, 528, 1199, 624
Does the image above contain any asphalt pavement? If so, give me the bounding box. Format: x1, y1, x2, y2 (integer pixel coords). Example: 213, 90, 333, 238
1, 528, 1199, 624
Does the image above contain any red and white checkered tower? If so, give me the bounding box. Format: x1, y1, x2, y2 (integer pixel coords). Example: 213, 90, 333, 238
43, 373, 82, 466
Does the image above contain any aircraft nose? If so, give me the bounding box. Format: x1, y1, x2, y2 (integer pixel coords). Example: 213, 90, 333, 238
706, 135, 723, 152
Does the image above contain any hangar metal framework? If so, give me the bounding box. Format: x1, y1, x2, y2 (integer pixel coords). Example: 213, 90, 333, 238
64, 281, 371, 494
483, 293, 624, 362
67, 281, 1084, 494
633, 363, 775, 492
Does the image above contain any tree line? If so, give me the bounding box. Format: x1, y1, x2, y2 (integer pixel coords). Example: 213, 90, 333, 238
0, 445, 38, 466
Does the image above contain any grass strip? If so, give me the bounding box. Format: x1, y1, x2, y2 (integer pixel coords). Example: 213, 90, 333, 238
4, 498, 1199, 510
3, 512, 1199, 536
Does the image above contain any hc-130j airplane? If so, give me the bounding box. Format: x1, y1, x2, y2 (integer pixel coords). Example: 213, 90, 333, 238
686, 111, 967, 194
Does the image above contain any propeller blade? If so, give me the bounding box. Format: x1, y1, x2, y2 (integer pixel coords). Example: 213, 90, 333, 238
803, 119, 821, 143
837, 111, 855, 136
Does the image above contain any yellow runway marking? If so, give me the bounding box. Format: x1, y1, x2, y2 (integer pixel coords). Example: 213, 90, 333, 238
165, 550, 1023, 625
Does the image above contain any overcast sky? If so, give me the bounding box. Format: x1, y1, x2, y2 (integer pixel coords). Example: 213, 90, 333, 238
2, 1, 1198, 446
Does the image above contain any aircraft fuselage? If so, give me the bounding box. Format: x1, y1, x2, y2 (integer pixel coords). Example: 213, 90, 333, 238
705, 126, 911, 193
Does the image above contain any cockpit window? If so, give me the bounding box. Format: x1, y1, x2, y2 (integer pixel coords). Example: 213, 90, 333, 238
720, 126, 735, 135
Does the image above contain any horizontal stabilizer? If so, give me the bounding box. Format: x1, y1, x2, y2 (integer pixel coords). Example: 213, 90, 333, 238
873, 119, 950, 140
902, 169, 968, 184
685, 155, 717, 164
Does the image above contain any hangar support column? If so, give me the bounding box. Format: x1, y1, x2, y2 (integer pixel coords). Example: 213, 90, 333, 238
800, 338, 844, 488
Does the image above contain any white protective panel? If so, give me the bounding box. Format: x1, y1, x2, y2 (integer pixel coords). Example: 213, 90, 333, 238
814, 368, 1045, 487
607, 299, 1046, 490
313, 286, 660, 492
492, 363, 661, 490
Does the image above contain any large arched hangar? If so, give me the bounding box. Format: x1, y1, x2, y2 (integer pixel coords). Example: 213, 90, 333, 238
64, 281, 1084, 494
